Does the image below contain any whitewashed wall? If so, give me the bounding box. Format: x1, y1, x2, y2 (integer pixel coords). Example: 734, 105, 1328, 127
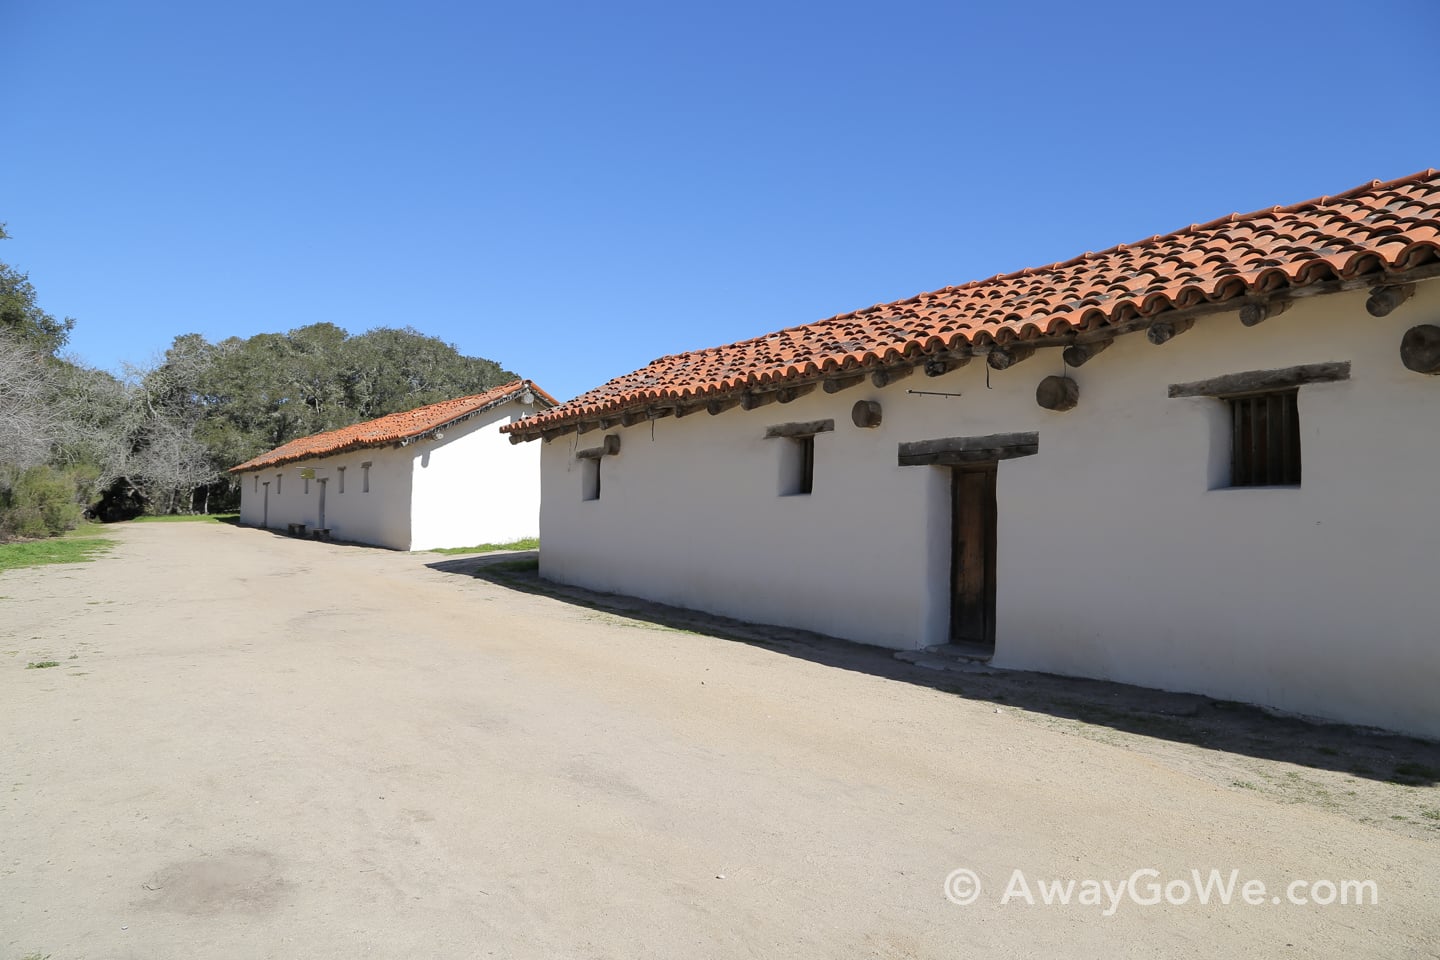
235, 397, 543, 551
537, 280, 1440, 738
409, 402, 543, 550
237, 442, 415, 549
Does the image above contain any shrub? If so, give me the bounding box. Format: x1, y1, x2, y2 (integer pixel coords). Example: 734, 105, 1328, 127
0, 464, 86, 540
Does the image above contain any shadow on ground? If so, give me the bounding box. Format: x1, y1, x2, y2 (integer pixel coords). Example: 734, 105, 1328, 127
426, 552, 1440, 788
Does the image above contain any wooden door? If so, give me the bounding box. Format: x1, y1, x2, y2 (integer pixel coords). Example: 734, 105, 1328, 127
951, 465, 997, 648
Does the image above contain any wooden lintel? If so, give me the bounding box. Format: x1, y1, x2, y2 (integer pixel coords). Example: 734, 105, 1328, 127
1367, 283, 1416, 317
776, 382, 817, 404
763, 418, 835, 439
1167, 361, 1351, 398
740, 391, 777, 411
871, 364, 915, 388
823, 373, 866, 394
575, 434, 621, 460
986, 344, 1036, 370
897, 431, 1039, 467
1147, 316, 1196, 345
707, 396, 741, 416
1239, 299, 1291, 327
1061, 339, 1111, 367
1400, 324, 1440, 375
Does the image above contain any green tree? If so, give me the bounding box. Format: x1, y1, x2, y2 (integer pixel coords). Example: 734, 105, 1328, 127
0, 224, 74, 357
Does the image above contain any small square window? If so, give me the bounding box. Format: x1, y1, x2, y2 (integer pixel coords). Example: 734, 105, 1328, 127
582, 457, 601, 501
1228, 389, 1300, 487
780, 435, 815, 496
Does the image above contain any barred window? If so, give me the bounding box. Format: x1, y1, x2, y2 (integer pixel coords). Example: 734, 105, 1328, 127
1229, 390, 1300, 487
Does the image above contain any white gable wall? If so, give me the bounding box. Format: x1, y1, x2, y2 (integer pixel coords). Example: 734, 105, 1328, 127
408, 399, 543, 550
537, 281, 1440, 737
235, 397, 544, 551
237, 442, 415, 549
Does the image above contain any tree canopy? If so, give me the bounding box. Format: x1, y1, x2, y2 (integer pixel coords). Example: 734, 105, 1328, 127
0, 228, 517, 532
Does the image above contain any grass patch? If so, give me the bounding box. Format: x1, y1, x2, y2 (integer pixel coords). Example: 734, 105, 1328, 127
429, 537, 539, 555
129, 513, 239, 524
0, 536, 114, 573
26, 661, 59, 669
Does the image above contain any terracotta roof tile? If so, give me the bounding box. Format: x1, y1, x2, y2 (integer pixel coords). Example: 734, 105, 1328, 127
232, 379, 556, 472
505, 170, 1440, 437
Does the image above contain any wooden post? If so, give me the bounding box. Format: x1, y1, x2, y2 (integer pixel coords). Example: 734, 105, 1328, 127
823, 373, 866, 394
1035, 375, 1079, 412
986, 344, 1035, 370
740, 391, 777, 411
851, 400, 882, 428
1367, 283, 1415, 318
871, 364, 915, 388
776, 383, 817, 404
1061, 339, 1111, 368
1239, 299, 1290, 327
924, 354, 971, 377
1147, 317, 1195, 345
1400, 324, 1440, 375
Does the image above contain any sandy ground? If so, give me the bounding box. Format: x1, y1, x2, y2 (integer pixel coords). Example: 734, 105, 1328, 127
1, 523, 1437, 959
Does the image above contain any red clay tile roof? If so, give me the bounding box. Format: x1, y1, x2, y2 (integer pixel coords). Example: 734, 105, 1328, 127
504, 169, 1440, 438
232, 380, 556, 472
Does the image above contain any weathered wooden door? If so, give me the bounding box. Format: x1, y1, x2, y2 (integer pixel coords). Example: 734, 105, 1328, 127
951, 464, 997, 648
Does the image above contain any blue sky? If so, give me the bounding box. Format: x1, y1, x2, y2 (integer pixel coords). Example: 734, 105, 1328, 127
4, 1, 1438, 400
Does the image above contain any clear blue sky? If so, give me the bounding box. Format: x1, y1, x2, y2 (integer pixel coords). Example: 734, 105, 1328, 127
5, 1, 1438, 400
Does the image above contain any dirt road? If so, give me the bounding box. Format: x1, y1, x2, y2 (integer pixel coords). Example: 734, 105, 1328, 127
2, 524, 1437, 958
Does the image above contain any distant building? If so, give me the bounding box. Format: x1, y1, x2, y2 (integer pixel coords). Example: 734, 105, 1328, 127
503, 171, 1440, 738
233, 379, 555, 550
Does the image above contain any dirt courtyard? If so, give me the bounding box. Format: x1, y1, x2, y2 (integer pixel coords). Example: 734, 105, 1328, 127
2, 523, 1437, 959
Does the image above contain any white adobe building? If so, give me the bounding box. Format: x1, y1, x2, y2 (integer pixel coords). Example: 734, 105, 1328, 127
504, 171, 1440, 738
233, 379, 555, 550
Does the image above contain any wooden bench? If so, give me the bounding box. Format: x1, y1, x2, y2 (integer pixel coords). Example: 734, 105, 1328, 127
311, 528, 331, 541
286, 522, 307, 537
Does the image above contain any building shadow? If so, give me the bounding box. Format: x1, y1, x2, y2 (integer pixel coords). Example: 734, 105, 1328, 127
423, 553, 1440, 787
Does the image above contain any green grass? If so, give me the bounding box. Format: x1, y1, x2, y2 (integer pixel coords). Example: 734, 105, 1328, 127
428, 537, 539, 555
0, 536, 114, 573
26, 661, 59, 669
129, 513, 239, 524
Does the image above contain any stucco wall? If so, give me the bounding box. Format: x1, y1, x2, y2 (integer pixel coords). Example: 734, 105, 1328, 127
235, 397, 544, 551
537, 280, 1440, 738
408, 400, 544, 550
236, 442, 414, 550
